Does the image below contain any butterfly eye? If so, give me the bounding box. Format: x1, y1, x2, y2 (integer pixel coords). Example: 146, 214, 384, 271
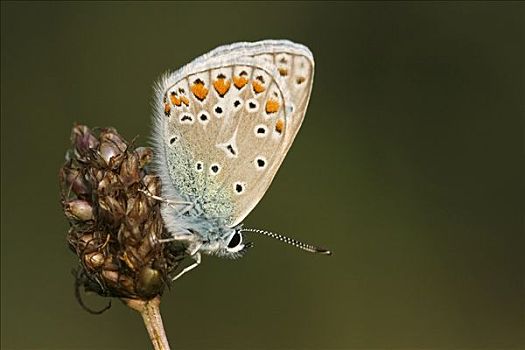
227, 231, 242, 249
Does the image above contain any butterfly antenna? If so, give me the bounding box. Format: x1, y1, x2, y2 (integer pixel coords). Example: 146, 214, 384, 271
241, 228, 331, 255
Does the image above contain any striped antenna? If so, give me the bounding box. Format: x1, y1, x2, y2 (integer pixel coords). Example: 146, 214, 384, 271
241, 228, 331, 255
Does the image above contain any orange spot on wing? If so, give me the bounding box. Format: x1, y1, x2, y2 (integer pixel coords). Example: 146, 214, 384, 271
164, 102, 171, 116
191, 80, 208, 101
265, 98, 280, 114
233, 75, 248, 89
180, 95, 190, 106
252, 80, 265, 94
170, 93, 181, 106
275, 118, 285, 134
213, 78, 231, 97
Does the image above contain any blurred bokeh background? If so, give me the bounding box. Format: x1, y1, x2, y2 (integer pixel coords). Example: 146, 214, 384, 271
1, 2, 523, 349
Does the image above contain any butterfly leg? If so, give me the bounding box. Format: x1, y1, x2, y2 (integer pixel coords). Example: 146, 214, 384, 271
138, 188, 192, 207
176, 202, 195, 217
157, 233, 191, 243
172, 252, 201, 281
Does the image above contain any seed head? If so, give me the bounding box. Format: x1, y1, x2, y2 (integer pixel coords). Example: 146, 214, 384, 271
60, 124, 185, 309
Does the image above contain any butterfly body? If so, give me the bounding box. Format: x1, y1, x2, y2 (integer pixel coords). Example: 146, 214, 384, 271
151, 40, 316, 265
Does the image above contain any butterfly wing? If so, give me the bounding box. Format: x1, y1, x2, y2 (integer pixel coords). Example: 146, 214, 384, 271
152, 41, 314, 228
199, 40, 315, 152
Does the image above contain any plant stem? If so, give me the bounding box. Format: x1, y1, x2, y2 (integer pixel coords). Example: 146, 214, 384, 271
123, 296, 171, 350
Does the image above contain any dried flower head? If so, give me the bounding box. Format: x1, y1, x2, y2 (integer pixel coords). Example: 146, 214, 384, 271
60, 125, 185, 311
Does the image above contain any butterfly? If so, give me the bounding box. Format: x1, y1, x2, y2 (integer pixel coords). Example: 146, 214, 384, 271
151, 40, 330, 280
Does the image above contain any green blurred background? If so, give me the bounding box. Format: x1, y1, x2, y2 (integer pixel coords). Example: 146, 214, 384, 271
1, 2, 523, 349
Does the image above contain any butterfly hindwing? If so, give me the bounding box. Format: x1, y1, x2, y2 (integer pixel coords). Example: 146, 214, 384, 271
153, 41, 314, 228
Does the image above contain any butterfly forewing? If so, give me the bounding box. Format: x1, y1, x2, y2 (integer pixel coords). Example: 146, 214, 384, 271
154, 41, 314, 227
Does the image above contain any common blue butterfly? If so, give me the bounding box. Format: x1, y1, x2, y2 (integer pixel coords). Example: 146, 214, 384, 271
151, 40, 330, 280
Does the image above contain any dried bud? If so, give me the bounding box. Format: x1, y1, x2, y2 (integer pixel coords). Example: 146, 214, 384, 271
126, 195, 149, 225
136, 147, 153, 169
84, 252, 105, 270
62, 167, 91, 197
71, 125, 99, 160
97, 171, 120, 194
143, 174, 161, 199
64, 199, 94, 221
98, 195, 125, 227
76, 233, 97, 251
100, 128, 127, 152
119, 153, 141, 187
99, 128, 127, 167
99, 141, 122, 167
136, 267, 163, 299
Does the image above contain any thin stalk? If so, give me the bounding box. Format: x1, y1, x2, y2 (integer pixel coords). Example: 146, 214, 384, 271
123, 297, 171, 350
